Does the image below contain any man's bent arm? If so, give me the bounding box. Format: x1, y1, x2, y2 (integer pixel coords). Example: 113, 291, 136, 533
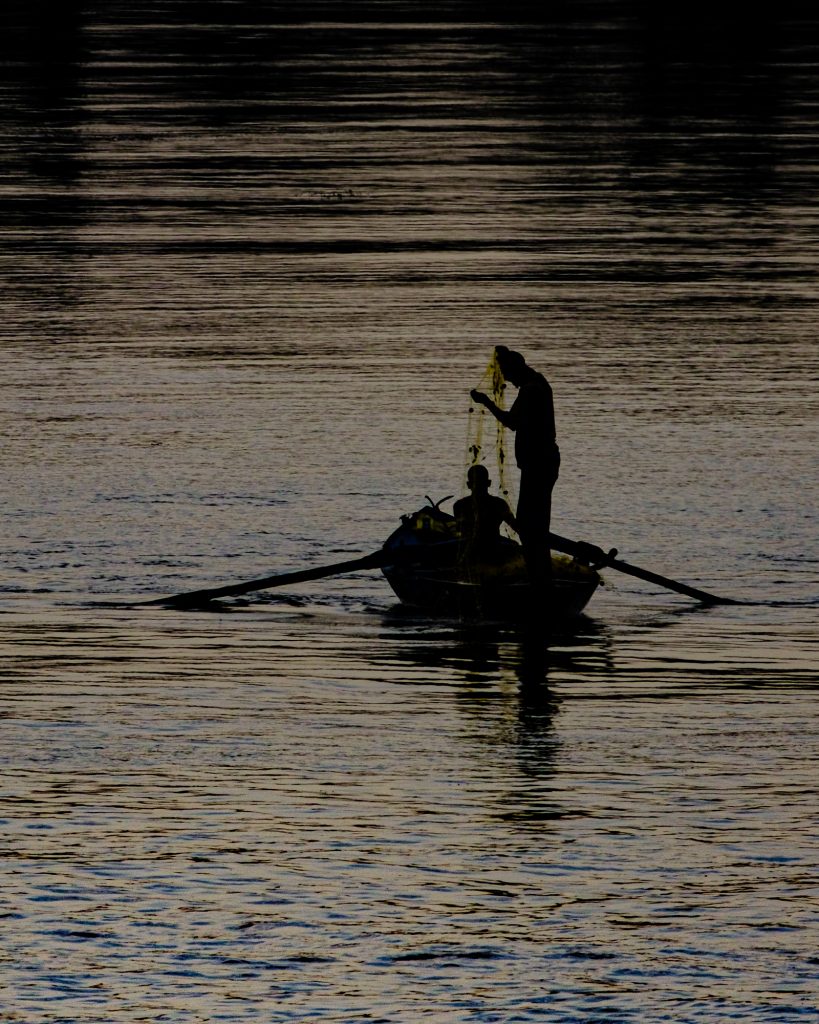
471, 390, 517, 429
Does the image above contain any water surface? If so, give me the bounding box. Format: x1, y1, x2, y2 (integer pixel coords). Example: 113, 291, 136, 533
1, 4, 817, 1021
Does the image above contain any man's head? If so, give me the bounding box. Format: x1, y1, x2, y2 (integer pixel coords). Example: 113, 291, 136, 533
466, 464, 491, 493
494, 345, 528, 385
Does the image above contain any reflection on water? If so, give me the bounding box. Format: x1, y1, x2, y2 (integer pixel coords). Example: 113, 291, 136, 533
1, 2, 818, 1021
1, 602, 817, 1021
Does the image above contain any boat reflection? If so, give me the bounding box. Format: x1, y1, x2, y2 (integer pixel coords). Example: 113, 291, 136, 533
378, 608, 616, 691
377, 610, 616, 824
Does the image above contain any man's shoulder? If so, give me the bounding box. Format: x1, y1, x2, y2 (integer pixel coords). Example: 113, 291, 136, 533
525, 371, 551, 392
486, 494, 511, 513
514, 372, 549, 400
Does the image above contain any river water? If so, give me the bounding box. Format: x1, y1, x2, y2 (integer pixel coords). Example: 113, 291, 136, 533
1, 4, 818, 1022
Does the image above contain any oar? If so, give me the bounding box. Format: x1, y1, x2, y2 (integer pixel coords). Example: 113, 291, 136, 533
143, 532, 734, 610
549, 532, 736, 605
142, 550, 386, 609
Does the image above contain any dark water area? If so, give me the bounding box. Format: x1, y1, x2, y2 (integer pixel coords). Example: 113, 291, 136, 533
1, 3, 818, 1021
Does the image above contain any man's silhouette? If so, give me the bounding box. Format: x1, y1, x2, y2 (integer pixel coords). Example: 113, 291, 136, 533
470, 346, 560, 590
453, 464, 517, 563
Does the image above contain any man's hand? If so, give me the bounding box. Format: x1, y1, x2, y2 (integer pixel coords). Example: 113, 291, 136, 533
470, 389, 489, 406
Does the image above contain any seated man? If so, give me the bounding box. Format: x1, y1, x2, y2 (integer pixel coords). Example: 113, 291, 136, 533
453, 464, 517, 563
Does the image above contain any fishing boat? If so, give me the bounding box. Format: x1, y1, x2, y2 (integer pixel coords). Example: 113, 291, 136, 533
380, 498, 601, 619
148, 501, 730, 613
143, 350, 733, 614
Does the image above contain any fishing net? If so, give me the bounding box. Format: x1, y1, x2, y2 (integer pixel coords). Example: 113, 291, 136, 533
464, 349, 516, 534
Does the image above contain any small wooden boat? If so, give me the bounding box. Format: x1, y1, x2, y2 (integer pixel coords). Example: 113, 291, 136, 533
149, 501, 730, 612
380, 500, 601, 619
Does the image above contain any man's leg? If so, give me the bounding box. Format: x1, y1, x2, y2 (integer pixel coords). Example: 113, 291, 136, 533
517, 451, 560, 596
517, 474, 552, 591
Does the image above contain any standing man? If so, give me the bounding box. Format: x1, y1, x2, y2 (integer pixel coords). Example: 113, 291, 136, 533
470, 346, 560, 591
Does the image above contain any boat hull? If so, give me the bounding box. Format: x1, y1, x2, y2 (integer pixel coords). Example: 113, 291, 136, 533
382, 563, 598, 619
380, 508, 600, 621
